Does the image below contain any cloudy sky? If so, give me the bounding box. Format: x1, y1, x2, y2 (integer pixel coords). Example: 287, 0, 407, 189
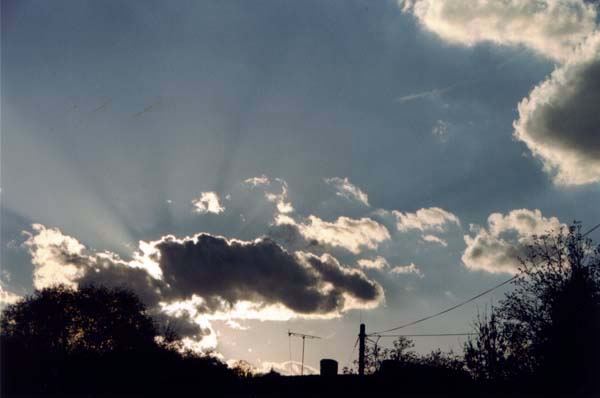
2, 0, 600, 373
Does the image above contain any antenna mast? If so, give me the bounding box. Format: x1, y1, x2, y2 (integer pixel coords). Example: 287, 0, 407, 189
288, 330, 321, 375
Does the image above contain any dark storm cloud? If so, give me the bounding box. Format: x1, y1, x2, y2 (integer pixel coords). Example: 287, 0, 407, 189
24, 225, 383, 317
514, 33, 600, 185
302, 253, 381, 301
267, 222, 323, 253
155, 234, 382, 314
151, 310, 211, 341
22, 224, 383, 350
79, 258, 165, 308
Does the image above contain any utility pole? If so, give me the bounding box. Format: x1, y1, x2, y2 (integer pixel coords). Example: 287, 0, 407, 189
288, 330, 321, 375
358, 323, 366, 376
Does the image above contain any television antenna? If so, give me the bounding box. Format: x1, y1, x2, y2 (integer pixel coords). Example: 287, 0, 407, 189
288, 330, 321, 375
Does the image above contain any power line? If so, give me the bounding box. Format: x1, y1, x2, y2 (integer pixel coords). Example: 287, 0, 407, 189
369, 222, 600, 336
369, 276, 516, 335
372, 333, 475, 338
344, 337, 359, 370
365, 336, 378, 345
583, 223, 600, 237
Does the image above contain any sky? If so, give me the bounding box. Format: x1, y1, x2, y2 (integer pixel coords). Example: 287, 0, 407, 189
2, 0, 600, 374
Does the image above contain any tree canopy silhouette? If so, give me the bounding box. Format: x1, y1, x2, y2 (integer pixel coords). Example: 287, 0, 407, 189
1, 285, 237, 396
1, 284, 157, 354
464, 224, 600, 393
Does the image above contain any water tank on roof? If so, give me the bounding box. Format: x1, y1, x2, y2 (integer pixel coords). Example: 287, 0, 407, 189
320, 359, 338, 376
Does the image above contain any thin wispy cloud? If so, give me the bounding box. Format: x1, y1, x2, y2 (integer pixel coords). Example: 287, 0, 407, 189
395, 80, 477, 104
395, 86, 449, 103
324, 177, 370, 206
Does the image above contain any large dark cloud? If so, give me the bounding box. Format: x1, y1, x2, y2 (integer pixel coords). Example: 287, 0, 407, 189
155, 234, 382, 314
514, 32, 600, 185
23, 224, 383, 349
79, 257, 165, 309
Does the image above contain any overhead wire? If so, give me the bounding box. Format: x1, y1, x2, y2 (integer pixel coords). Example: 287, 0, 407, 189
369, 222, 600, 336
369, 276, 517, 335
583, 223, 600, 236
344, 337, 359, 370
372, 333, 476, 337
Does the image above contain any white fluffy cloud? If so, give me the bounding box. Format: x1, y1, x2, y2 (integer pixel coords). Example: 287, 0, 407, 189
357, 257, 424, 278
23, 224, 87, 289
244, 176, 294, 214
192, 192, 225, 214
514, 32, 600, 185
400, 0, 598, 62
393, 207, 460, 233
226, 359, 318, 376
421, 234, 448, 247
462, 209, 564, 274
265, 184, 294, 214
244, 175, 270, 187
357, 256, 425, 278
257, 360, 319, 376
324, 177, 370, 206
389, 263, 424, 278
357, 256, 390, 270
0, 285, 21, 306
276, 214, 391, 254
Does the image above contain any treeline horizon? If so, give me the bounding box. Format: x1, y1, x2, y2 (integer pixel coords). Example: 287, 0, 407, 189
1, 224, 599, 397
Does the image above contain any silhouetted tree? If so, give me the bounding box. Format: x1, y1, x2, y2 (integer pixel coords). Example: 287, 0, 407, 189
345, 336, 463, 375
1, 284, 157, 354
230, 359, 256, 378
343, 336, 416, 374
1, 285, 238, 396
419, 348, 464, 371
465, 224, 600, 393
464, 309, 521, 383
385, 335, 418, 363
